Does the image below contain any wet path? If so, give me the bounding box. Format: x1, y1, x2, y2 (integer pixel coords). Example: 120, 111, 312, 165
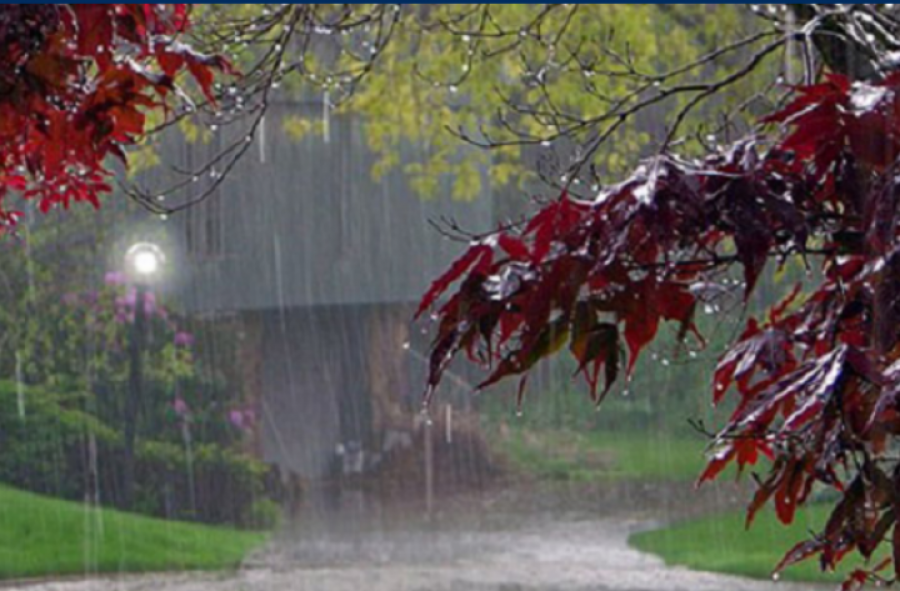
16, 482, 826, 591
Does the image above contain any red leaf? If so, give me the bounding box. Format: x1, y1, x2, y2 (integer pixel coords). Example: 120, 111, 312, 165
569, 320, 619, 402
696, 444, 735, 486
623, 312, 659, 376
416, 244, 492, 318
498, 234, 529, 260
773, 538, 825, 575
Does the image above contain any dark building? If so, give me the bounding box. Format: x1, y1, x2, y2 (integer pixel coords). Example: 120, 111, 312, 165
157, 100, 496, 481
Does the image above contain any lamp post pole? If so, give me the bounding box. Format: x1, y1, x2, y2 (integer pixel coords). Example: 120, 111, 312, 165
122, 281, 147, 510
120, 242, 163, 510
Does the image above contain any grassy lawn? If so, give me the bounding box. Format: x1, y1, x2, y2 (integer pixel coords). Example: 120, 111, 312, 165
0, 484, 268, 579
492, 427, 708, 483
629, 502, 884, 583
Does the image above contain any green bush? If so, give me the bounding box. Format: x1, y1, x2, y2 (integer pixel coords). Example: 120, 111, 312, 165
247, 498, 283, 530
0, 380, 108, 500
0, 381, 272, 527
129, 439, 271, 525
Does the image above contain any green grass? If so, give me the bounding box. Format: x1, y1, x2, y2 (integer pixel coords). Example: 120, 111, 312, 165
0, 484, 267, 579
629, 503, 885, 583
492, 428, 708, 482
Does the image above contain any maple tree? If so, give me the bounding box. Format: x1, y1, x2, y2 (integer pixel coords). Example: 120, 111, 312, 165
0, 4, 234, 230
417, 5, 900, 590
12, 3, 900, 585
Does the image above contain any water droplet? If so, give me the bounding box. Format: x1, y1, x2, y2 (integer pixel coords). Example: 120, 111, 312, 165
621, 389, 630, 397
661, 358, 670, 367
402, 341, 410, 350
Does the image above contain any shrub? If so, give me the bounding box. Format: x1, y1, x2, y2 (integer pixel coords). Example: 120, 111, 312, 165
0, 381, 272, 527
247, 498, 283, 530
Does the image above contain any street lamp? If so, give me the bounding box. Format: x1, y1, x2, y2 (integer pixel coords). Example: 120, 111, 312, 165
121, 242, 164, 510
125, 242, 165, 282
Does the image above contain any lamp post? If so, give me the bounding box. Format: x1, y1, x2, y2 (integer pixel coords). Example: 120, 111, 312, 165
121, 242, 164, 509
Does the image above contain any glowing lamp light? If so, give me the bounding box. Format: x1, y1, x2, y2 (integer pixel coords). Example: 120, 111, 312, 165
125, 242, 165, 281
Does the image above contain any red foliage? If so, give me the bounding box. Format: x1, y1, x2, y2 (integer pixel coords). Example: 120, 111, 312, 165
420, 73, 900, 586
0, 5, 232, 229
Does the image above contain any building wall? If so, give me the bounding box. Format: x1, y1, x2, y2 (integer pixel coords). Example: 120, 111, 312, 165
149, 100, 500, 479
258, 303, 409, 478
163, 101, 495, 313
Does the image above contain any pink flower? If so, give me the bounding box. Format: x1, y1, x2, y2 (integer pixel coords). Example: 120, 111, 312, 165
229, 407, 256, 431
141, 291, 156, 315
174, 332, 194, 347
115, 289, 136, 310
104, 271, 126, 286
228, 409, 245, 429
173, 397, 190, 416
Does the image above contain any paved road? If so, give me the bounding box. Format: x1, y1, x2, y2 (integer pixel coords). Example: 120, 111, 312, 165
16, 514, 824, 591
11, 480, 831, 591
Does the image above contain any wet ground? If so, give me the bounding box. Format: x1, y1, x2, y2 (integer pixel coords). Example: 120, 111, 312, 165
15, 480, 826, 591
